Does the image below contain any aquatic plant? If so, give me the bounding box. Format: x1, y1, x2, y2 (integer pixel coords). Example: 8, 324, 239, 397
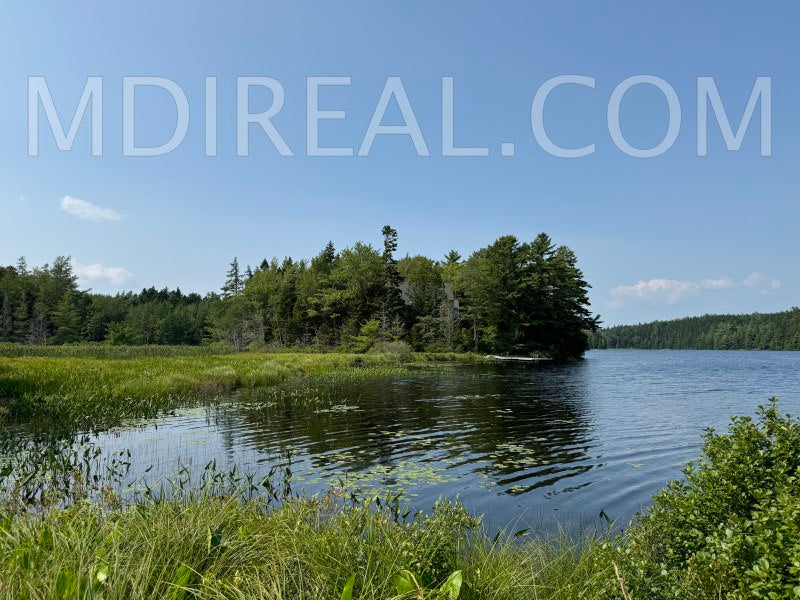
0, 351, 477, 429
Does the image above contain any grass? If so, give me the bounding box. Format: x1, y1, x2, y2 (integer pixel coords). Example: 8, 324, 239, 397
0, 494, 618, 600
0, 347, 480, 428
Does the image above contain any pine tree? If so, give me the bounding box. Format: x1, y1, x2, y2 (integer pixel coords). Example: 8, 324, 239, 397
12, 290, 30, 343
323, 241, 336, 264
16, 256, 28, 276
222, 258, 242, 298
53, 292, 84, 343
0, 294, 12, 341
444, 250, 461, 266
380, 225, 405, 335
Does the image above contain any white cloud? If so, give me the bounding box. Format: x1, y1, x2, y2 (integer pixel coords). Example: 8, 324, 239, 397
700, 278, 733, 290
60, 196, 122, 222
742, 271, 781, 293
609, 273, 781, 307
609, 279, 697, 307
74, 262, 133, 287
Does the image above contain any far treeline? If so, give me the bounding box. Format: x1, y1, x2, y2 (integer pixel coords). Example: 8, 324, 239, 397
0, 228, 599, 360
591, 308, 800, 350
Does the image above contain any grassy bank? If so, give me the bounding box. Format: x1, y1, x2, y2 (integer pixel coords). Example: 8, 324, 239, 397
0, 495, 615, 600
0, 347, 479, 428
1, 402, 799, 598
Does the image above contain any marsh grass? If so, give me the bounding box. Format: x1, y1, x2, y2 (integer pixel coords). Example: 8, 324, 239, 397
238, 365, 426, 412
0, 493, 618, 600
0, 349, 478, 429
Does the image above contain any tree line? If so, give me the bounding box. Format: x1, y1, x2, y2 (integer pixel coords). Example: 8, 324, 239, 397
591, 308, 800, 350
1, 228, 598, 359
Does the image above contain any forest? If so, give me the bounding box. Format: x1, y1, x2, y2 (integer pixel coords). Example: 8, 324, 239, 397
0, 228, 598, 360
591, 308, 800, 350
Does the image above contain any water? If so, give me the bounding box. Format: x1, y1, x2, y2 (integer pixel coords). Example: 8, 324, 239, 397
36, 350, 800, 531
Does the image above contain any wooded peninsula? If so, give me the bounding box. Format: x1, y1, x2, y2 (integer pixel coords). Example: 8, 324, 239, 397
0, 228, 598, 360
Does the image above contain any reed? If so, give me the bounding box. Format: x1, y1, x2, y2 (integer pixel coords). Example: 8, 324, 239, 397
0, 349, 479, 429
0, 493, 617, 600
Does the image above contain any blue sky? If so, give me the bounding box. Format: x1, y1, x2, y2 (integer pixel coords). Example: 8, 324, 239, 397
1, 2, 798, 325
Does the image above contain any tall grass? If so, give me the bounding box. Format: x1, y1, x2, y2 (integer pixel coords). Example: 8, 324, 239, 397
0, 494, 617, 599
0, 350, 479, 428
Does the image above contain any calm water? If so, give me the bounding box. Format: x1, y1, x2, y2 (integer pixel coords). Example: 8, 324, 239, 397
87, 350, 800, 531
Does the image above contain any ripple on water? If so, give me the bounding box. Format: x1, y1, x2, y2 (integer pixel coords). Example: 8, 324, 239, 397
26, 350, 800, 532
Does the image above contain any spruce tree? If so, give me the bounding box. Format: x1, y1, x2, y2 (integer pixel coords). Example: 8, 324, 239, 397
0, 294, 12, 341
380, 225, 405, 336
222, 258, 242, 298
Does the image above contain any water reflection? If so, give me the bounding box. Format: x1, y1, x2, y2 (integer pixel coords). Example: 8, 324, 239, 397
8, 350, 800, 532
226, 363, 596, 502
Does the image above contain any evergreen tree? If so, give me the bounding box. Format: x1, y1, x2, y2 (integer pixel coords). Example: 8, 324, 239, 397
380, 225, 405, 336
53, 292, 84, 343
594, 307, 800, 351
322, 241, 336, 265
222, 258, 242, 298
1, 231, 600, 359
0, 294, 12, 341
444, 250, 461, 266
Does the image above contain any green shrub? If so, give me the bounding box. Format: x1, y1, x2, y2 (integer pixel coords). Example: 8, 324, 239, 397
619, 399, 800, 599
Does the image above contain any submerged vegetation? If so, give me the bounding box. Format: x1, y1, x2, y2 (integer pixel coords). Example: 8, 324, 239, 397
0, 400, 798, 598
0, 227, 598, 359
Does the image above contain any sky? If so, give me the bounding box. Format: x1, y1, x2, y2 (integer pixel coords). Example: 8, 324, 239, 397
1, 2, 798, 325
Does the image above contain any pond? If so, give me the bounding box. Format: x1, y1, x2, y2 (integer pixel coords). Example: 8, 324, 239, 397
10, 350, 800, 532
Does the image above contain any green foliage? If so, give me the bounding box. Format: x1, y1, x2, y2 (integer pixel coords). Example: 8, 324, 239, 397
0, 259, 209, 347
592, 307, 800, 350
368, 340, 414, 357
339, 574, 356, 600
395, 569, 463, 599
455, 233, 598, 359
616, 400, 800, 598
0, 494, 613, 600
2, 227, 596, 360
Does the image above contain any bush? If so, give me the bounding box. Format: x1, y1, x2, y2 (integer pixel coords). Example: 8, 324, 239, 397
619, 399, 800, 599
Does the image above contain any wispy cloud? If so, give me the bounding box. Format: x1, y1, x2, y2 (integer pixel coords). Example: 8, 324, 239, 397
742, 272, 782, 294
60, 196, 123, 222
74, 262, 133, 287
609, 279, 699, 306
609, 273, 781, 307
